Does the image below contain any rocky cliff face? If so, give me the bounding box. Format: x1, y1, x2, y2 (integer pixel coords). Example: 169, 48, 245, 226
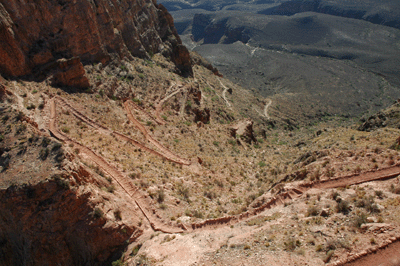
0, 177, 141, 266
0, 0, 192, 78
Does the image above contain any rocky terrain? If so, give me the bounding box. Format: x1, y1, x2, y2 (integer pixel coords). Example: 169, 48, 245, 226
166, 0, 400, 125
2, 0, 400, 266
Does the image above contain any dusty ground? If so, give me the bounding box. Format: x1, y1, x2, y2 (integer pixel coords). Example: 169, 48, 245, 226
2, 54, 400, 265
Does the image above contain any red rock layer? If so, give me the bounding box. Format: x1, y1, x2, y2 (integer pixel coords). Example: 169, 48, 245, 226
0, 0, 192, 77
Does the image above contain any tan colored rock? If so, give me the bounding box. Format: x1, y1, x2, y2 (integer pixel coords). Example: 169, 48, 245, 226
360, 223, 394, 233
230, 119, 257, 144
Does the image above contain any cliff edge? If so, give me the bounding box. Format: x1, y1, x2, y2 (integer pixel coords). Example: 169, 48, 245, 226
0, 0, 192, 78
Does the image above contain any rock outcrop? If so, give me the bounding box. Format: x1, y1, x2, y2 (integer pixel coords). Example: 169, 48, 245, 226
194, 108, 210, 124
230, 119, 257, 144
358, 100, 400, 131
0, 0, 192, 79
51, 57, 90, 89
0, 175, 142, 266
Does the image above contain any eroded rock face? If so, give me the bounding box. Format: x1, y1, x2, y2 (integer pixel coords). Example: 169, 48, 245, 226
0, 178, 141, 266
230, 119, 257, 144
51, 57, 90, 88
0, 0, 192, 78
194, 108, 210, 124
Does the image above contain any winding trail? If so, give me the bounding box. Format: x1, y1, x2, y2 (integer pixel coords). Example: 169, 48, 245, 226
46, 95, 400, 264
264, 99, 272, 119
48, 97, 184, 233
54, 96, 189, 165
124, 100, 191, 165
154, 83, 187, 124
217, 77, 232, 108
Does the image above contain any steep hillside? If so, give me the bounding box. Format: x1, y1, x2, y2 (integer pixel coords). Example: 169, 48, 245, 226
2, 0, 400, 266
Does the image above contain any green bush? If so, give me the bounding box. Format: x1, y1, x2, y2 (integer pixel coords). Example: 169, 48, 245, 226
157, 188, 165, 203
354, 212, 367, 228
93, 207, 104, 219
307, 206, 319, 217
337, 200, 350, 214
258, 161, 266, 167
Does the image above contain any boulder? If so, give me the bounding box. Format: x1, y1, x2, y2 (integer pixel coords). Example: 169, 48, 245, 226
194, 108, 210, 124
51, 58, 89, 89
230, 119, 257, 144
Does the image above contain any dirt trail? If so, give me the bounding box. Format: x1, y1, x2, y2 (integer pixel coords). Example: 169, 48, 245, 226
124, 100, 191, 165
46, 95, 400, 264
53, 96, 190, 166
49, 98, 138, 196
218, 77, 232, 108
264, 99, 272, 119
49, 97, 184, 234
155, 83, 187, 124
186, 165, 400, 232
125, 99, 161, 126
336, 238, 400, 266
309, 165, 400, 190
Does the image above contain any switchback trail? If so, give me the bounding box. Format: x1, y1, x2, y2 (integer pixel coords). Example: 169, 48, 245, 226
48, 97, 184, 234
155, 83, 188, 124
124, 100, 191, 165
46, 95, 400, 264
54, 96, 190, 165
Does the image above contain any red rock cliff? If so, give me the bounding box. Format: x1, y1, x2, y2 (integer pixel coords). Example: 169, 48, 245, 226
0, 0, 192, 77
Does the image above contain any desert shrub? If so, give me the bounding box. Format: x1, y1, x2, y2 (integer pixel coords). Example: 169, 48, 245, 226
204, 190, 216, 200
130, 244, 142, 257
111, 259, 122, 266
228, 139, 236, 145
307, 206, 319, 217
390, 184, 400, 194
323, 250, 334, 263
177, 185, 190, 200
284, 237, 301, 251
15, 111, 24, 121
16, 124, 26, 134
325, 167, 335, 177
336, 200, 350, 214
315, 244, 323, 252
330, 191, 340, 201
157, 188, 165, 203
365, 200, 380, 213
93, 208, 104, 219
193, 209, 203, 219
354, 212, 367, 228
51, 142, 62, 151
114, 210, 122, 220
107, 185, 115, 193
39, 148, 49, 160
61, 126, 70, 133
